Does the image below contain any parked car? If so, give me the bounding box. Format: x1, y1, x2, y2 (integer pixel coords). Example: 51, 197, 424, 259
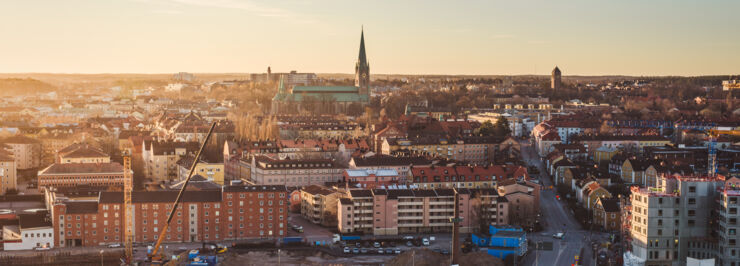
352, 248, 359, 254
403, 236, 414, 240
389, 242, 396, 247
553, 232, 565, 239
355, 242, 361, 248
107, 243, 121, 248
406, 241, 413, 247
360, 248, 368, 254
34, 246, 51, 251
422, 238, 430, 246
441, 249, 449, 255
433, 248, 441, 253
377, 248, 384, 254
394, 248, 401, 254
343, 247, 351, 254
373, 242, 381, 248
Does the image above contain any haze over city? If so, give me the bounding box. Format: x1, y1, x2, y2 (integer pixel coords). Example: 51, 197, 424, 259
0, 1, 739, 266
2, 0, 739, 75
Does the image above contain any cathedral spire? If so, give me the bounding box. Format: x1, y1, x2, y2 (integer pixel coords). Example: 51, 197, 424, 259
277, 74, 285, 94
358, 27, 367, 67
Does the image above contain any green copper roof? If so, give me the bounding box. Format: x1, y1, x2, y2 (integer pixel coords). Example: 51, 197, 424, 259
287, 92, 368, 102
292, 86, 359, 93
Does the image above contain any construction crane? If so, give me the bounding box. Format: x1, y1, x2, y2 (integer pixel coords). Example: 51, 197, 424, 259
607, 120, 740, 176
123, 156, 134, 264
149, 122, 216, 263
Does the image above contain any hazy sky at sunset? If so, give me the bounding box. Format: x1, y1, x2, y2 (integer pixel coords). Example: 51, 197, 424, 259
1, 0, 739, 75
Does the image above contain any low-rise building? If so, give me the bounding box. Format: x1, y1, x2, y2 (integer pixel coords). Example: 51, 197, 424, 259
142, 140, 200, 181
176, 155, 225, 185
593, 197, 620, 232
343, 169, 400, 189
2, 212, 54, 250
37, 162, 126, 190
57, 143, 110, 164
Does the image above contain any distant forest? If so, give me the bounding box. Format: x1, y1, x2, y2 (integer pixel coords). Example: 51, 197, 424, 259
0, 78, 55, 95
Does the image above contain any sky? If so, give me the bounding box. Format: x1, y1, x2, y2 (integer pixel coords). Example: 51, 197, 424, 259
0, 0, 739, 76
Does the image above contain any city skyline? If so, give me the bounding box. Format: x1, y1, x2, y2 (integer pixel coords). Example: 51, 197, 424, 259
1, 0, 739, 76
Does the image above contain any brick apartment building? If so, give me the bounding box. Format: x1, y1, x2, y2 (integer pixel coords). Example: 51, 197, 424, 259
410, 165, 529, 189
49, 185, 289, 247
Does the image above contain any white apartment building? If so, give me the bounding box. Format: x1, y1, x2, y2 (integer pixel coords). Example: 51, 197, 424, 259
250, 156, 344, 187
629, 174, 725, 265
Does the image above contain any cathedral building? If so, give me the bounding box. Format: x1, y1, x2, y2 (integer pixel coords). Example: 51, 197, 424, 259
271, 30, 371, 115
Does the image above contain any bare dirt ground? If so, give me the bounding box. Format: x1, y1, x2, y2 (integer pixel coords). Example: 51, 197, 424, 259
386, 249, 504, 266
220, 249, 392, 266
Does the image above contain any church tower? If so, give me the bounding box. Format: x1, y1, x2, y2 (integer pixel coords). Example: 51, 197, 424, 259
551, 66, 561, 90
355, 28, 370, 98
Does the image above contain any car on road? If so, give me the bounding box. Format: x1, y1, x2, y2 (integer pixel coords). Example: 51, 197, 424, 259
403, 236, 414, 240
553, 232, 565, 239
373, 242, 381, 248
406, 241, 413, 247
343, 247, 351, 254
292, 225, 303, 233
352, 248, 359, 254
107, 243, 122, 248
33, 247, 51, 251
422, 238, 430, 246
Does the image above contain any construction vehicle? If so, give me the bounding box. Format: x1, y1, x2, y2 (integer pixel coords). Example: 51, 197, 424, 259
147, 122, 217, 264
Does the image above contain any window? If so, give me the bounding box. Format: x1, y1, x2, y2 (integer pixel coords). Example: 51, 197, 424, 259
689, 186, 696, 193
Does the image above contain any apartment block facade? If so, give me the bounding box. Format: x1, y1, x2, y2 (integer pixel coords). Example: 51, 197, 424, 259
1, 135, 41, 170
50, 185, 289, 247
337, 188, 509, 235
629, 174, 725, 265
250, 156, 344, 187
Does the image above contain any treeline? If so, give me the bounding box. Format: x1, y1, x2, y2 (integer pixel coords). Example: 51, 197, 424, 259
0, 78, 55, 95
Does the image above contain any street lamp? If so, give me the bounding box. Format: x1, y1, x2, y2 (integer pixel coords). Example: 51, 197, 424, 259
100, 249, 104, 266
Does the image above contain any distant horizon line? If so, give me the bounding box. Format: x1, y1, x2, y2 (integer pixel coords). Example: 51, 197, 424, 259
0, 72, 738, 78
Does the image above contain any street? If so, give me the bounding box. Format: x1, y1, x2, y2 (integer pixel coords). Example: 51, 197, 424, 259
519, 140, 607, 266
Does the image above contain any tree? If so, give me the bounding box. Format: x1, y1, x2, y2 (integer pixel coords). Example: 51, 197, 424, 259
599, 121, 615, 134
493, 116, 512, 137
476, 120, 495, 136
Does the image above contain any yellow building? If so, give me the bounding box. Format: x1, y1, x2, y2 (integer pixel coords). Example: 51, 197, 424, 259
177, 155, 225, 185
593, 146, 619, 163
